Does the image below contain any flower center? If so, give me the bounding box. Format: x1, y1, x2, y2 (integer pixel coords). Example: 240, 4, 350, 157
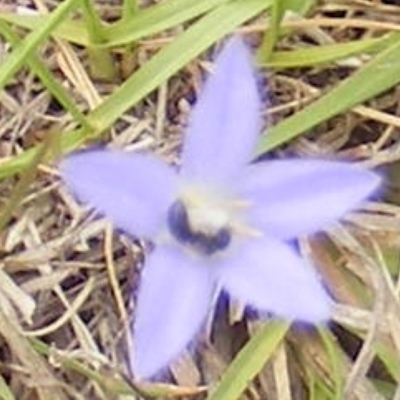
167, 200, 231, 255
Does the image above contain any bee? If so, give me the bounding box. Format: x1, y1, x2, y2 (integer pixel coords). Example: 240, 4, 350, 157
167, 200, 231, 255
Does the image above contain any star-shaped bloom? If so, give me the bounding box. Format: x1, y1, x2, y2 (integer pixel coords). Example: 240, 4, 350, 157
61, 37, 381, 379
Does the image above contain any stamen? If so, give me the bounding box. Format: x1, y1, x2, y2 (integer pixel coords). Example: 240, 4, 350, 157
167, 200, 192, 245
167, 200, 232, 256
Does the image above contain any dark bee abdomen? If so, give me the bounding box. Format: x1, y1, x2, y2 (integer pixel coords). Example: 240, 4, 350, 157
167, 200, 231, 255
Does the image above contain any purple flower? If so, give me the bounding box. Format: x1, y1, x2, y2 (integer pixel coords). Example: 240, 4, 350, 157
61, 37, 381, 379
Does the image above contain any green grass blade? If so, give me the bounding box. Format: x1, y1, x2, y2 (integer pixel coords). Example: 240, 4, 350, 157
258, 0, 314, 61
0, 374, 16, 400
104, 0, 229, 47
80, 0, 117, 80
264, 35, 392, 68
259, 0, 287, 60
257, 32, 400, 153
122, 0, 139, 20
281, 0, 315, 15
310, 377, 335, 400
318, 328, 344, 400
0, 0, 227, 47
81, 0, 107, 43
0, 0, 79, 91
206, 322, 289, 400
0, 13, 89, 46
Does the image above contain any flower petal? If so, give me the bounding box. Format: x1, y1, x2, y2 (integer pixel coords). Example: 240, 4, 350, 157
132, 245, 215, 379
61, 150, 178, 237
180, 37, 261, 184
238, 160, 381, 240
217, 237, 332, 322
